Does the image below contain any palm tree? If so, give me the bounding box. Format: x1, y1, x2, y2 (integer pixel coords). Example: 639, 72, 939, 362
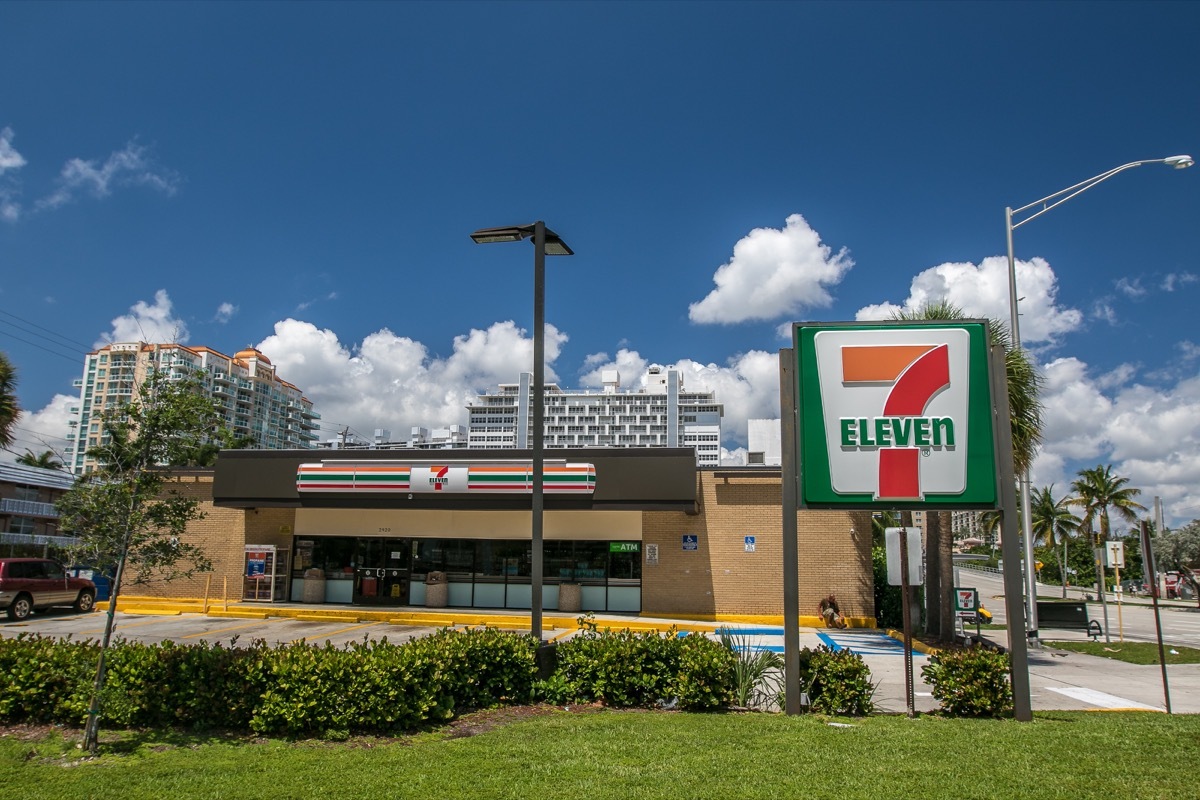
0, 351, 18, 449
1030, 484, 1080, 597
16, 449, 63, 470
1069, 465, 1146, 544
893, 300, 1043, 642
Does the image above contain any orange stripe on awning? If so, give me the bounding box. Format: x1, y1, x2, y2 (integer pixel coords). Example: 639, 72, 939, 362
841, 345, 935, 382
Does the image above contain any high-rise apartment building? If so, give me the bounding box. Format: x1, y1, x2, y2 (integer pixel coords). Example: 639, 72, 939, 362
66, 343, 320, 474
466, 367, 723, 466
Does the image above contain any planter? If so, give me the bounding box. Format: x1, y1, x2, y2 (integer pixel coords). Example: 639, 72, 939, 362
558, 582, 581, 612
425, 571, 448, 608
301, 568, 326, 603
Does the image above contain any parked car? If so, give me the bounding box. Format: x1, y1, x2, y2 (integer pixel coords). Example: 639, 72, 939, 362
0, 558, 97, 621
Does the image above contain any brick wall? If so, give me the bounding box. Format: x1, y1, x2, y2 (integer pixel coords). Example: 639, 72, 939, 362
641, 471, 874, 620
128, 474, 296, 602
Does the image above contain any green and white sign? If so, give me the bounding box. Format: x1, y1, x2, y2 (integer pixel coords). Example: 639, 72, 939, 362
793, 321, 999, 510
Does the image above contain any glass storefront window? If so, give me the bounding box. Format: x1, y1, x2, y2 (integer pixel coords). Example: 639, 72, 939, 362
609, 542, 642, 581
292, 537, 356, 580
412, 538, 475, 580
478, 540, 530, 581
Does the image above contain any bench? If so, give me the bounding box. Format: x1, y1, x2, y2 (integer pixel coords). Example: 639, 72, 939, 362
1036, 601, 1103, 640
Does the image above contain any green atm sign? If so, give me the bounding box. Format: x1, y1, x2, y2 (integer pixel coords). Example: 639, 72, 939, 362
793, 321, 998, 510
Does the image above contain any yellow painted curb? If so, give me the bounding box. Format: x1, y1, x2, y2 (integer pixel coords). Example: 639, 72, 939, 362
207, 610, 270, 620
121, 608, 182, 617
886, 629, 939, 655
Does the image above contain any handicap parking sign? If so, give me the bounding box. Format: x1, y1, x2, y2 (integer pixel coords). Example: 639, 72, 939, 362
682, 535, 699, 551
744, 536, 756, 552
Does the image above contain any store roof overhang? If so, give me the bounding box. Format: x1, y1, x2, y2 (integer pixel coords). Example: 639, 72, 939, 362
212, 448, 699, 513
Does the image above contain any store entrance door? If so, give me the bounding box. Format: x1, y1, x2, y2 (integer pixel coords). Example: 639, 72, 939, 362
352, 538, 412, 605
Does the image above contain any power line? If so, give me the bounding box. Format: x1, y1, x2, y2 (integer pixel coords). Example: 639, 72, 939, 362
0, 308, 94, 352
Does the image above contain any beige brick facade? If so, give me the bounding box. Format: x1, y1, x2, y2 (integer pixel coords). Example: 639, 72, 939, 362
137, 469, 876, 622
641, 472, 874, 621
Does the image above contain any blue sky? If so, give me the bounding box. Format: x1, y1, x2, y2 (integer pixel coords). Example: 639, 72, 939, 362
2, 1, 1198, 523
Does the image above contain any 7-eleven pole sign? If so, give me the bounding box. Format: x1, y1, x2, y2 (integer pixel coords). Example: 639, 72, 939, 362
793, 322, 998, 509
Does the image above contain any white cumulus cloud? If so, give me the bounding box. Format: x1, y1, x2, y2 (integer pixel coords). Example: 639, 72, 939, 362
255, 319, 568, 443
1032, 354, 1200, 528
688, 214, 853, 324
3, 395, 77, 467
37, 140, 179, 211
214, 302, 238, 324
855, 255, 1082, 344
0, 126, 25, 222
97, 289, 190, 347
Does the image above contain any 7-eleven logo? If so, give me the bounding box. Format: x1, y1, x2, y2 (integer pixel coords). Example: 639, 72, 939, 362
812, 328, 971, 500
410, 464, 468, 492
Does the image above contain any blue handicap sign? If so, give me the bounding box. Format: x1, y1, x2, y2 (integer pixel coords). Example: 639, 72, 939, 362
682, 535, 699, 551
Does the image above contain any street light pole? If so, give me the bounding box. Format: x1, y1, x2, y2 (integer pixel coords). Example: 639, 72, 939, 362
470, 222, 574, 642
530, 221, 547, 642
1004, 154, 1193, 646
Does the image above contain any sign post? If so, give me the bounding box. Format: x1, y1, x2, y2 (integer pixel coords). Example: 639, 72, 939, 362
1140, 520, 1172, 713
789, 322, 1031, 721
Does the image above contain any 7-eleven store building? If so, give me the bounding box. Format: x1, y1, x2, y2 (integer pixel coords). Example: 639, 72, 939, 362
150, 448, 874, 623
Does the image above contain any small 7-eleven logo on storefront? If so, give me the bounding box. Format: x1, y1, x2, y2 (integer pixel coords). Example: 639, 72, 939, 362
796, 323, 996, 508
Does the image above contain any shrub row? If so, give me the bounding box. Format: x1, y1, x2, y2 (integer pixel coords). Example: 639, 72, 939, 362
537, 622, 737, 711
0, 628, 537, 737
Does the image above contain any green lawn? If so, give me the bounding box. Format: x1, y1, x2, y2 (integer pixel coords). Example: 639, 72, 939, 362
1045, 640, 1200, 664
2, 709, 1197, 799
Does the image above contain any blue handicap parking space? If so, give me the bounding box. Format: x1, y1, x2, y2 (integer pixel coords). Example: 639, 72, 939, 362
816, 631, 922, 656
711, 627, 922, 657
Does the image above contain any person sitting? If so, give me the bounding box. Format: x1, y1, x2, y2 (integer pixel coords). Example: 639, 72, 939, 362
819, 594, 847, 629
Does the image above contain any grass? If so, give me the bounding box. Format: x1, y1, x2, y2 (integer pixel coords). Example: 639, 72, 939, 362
2, 711, 1199, 799
1045, 640, 1200, 665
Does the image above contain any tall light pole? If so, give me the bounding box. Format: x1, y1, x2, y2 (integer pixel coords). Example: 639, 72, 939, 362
1005, 154, 1193, 645
470, 221, 573, 641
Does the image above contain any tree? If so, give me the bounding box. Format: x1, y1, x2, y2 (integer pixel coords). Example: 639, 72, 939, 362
892, 301, 1043, 643
1152, 519, 1200, 603
1068, 465, 1146, 544
1068, 465, 1146, 604
1029, 485, 1080, 598
16, 449, 63, 470
57, 367, 220, 752
0, 351, 18, 449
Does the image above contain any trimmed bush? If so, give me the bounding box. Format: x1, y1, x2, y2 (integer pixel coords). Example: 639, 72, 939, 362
805, 646, 875, 716
0, 633, 94, 725
921, 645, 1012, 717
538, 624, 736, 711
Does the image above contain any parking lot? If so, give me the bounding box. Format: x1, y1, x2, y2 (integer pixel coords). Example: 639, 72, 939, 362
0, 607, 444, 648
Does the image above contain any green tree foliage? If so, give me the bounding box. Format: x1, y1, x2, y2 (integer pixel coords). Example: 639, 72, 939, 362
1030, 484, 1080, 597
891, 301, 1043, 643
1069, 465, 1146, 543
0, 351, 18, 449
15, 449, 63, 470
56, 367, 221, 752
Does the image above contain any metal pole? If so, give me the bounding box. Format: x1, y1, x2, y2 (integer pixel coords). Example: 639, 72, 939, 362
899, 528, 915, 718
1005, 207, 1040, 647
779, 348, 802, 715
990, 341, 1033, 721
531, 221, 546, 642
1140, 520, 1172, 713
1094, 533, 1111, 644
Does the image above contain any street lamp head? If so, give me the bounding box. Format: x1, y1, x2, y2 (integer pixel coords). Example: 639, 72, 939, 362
470, 223, 574, 255
1164, 154, 1194, 169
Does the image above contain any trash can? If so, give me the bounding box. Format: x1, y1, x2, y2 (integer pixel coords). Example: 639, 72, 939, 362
558, 582, 581, 612
425, 571, 448, 608
302, 568, 326, 603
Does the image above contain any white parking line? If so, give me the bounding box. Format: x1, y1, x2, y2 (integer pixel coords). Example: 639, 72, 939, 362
1046, 687, 1160, 711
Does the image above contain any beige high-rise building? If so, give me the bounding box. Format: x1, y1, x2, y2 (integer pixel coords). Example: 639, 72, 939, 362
66, 343, 320, 474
